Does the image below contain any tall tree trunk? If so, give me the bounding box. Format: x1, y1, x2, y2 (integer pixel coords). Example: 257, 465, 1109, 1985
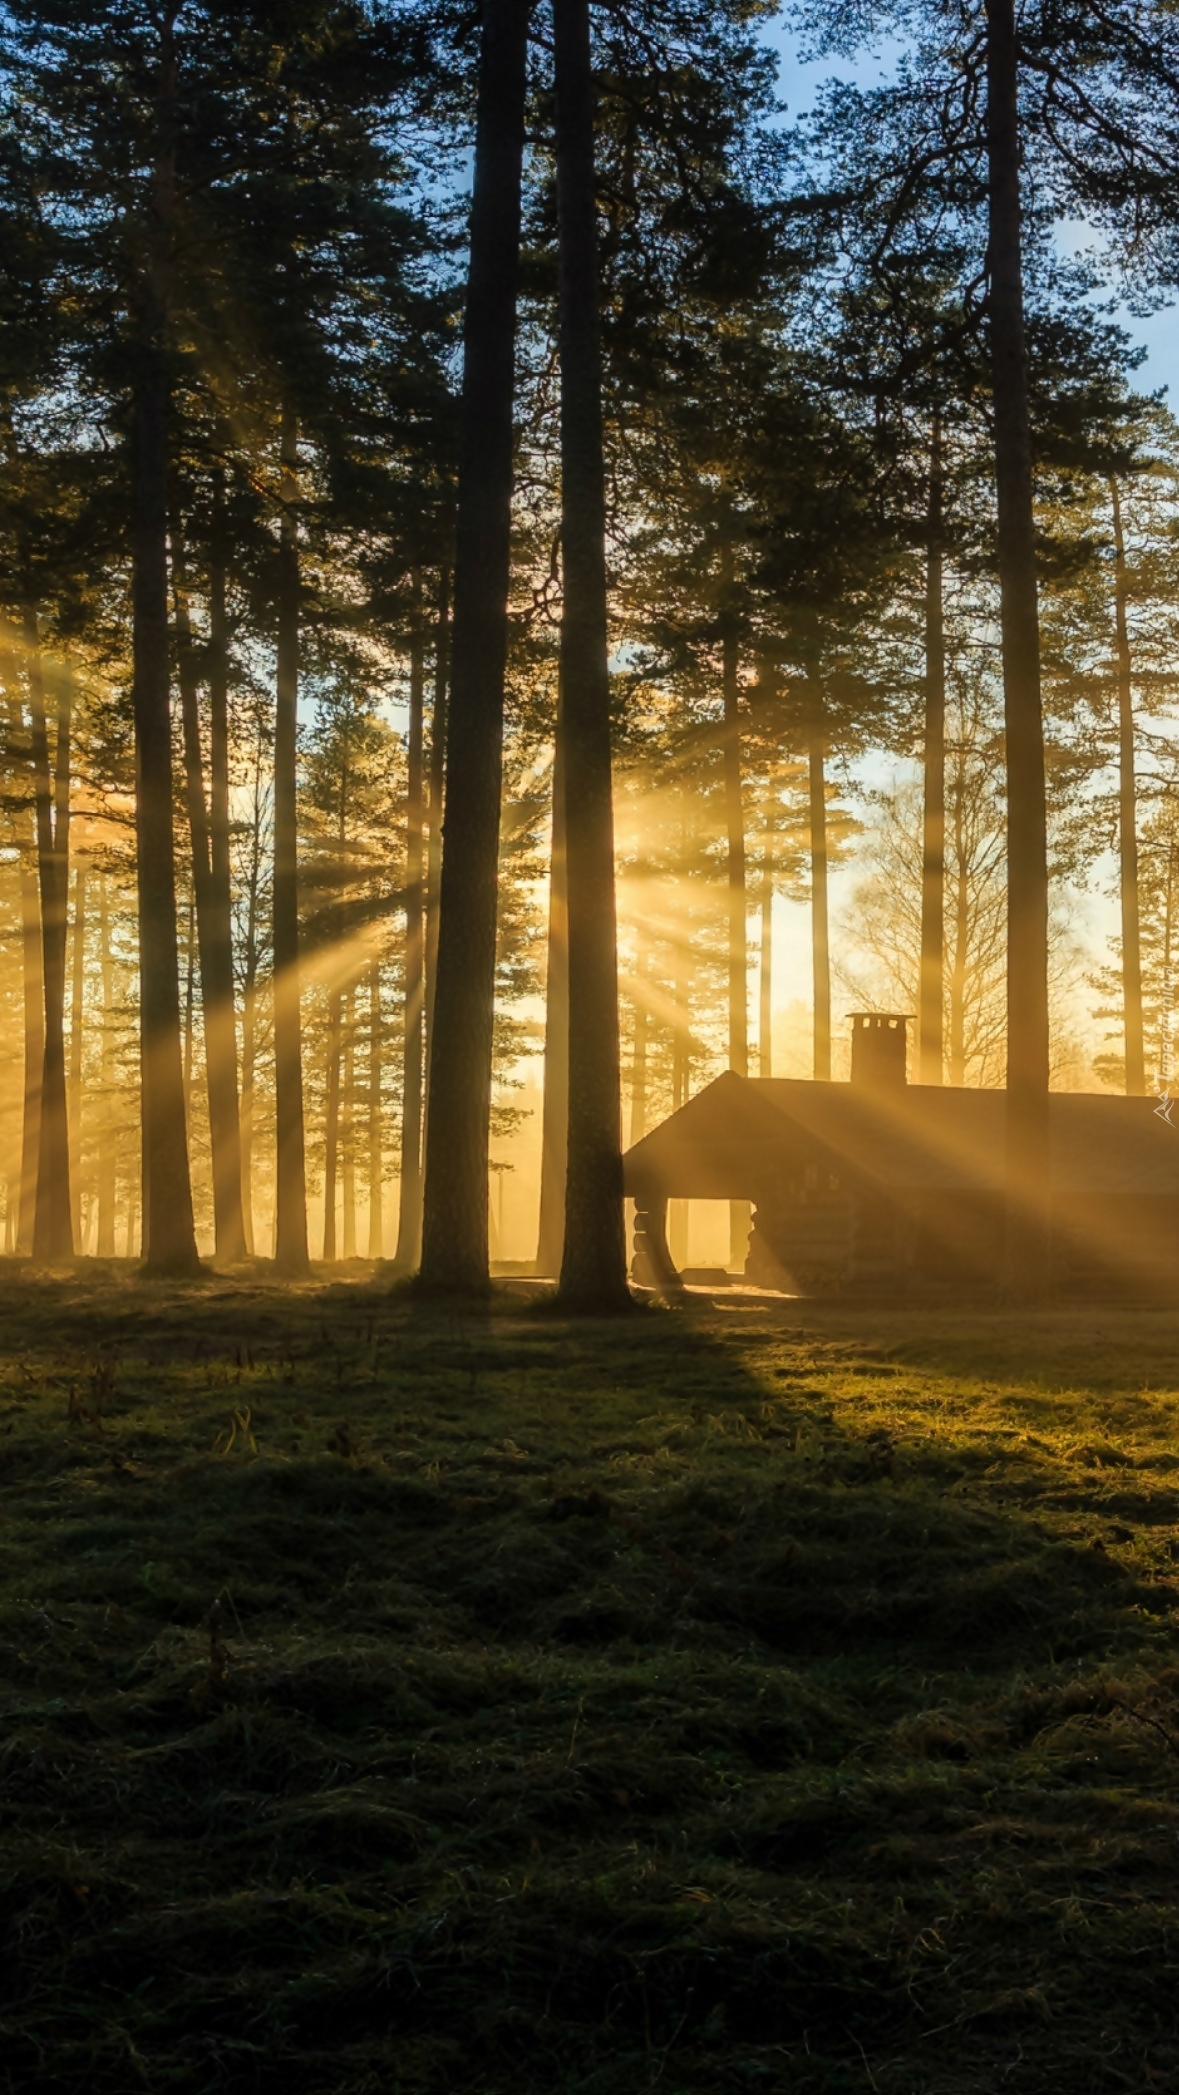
182, 893, 195, 1125
240, 725, 266, 1258
670, 894, 690, 1267
69, 858, 86, 1246
719, 516, 749, 1268
950, 756, 969, 1086
395, 579, 426, 1267
720, 523, 748, 1078
131, 358, 199, 1273
272, 402, 310, 1273
420, 0, 529, 1292
629, 920, 648, 1146
342, 987, 357, 1259
423, 563, 451, 1100
322, 987, 341, 1261
96, 874, 117, 1256
27, 614, 73, 1259
553, 0, 628, 1310
759, 862, 773, 1078
1110, 477, 1145, 1095
240, 971, 256, 1255
175, 542, 247, 1258
18, 841, 42, 1255
987, 0, 1050, 1287
808, 719, 831, 1083
535, 712, 569, 1276
367, 958, 383, 1257
1162, 842, 1179, 1091
131, 12, 199, 1275
918, 413, 946, 1086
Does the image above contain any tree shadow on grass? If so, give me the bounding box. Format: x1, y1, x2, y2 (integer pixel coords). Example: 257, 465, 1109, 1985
2, 1272, 1179, 2091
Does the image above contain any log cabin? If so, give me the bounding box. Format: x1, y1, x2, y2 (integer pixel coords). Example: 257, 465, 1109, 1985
623, 1014, 1179, 1295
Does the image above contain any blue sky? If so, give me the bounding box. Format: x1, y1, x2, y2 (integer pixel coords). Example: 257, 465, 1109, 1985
758, 13, 1179, 404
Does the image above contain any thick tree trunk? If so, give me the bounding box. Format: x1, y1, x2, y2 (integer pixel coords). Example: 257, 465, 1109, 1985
808, 725, 831, 1082
342, 988, 357, 1258
670, 895, 691, 1265
950, 761, 969, 1087
720, 529, 748, 1079
272, 403, 310, 1273
175, 561, 247, 1257
420, 0, 529, 1292
27, 615, 73, 1258
918, 414, 946, 1086
240, 738, 265, 1258
423, 564, 451, 1099
69, 859, 86, 1246
18, 842, 43, 1254
719, 521, 749, 1268
367, 959, 383, 1257
554, 0, 628, 1310
240, 973, 256, 1255
182, 894, 196, 1125
1110, 478, 1145, 1095
322, 987, 342, 1261
535, 712, 569, 1276
987, 0, 1050, 1286
131, 362, 199, 1273
395, 583, 426, 1267
96, 874, 117, 1256
759, 865, 773, 1078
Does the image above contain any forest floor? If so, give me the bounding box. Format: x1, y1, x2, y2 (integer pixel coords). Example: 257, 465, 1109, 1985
2, 1265, 1179, 2093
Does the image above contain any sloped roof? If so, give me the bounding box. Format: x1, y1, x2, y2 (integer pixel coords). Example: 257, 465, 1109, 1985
623, 1072, 1179, 1200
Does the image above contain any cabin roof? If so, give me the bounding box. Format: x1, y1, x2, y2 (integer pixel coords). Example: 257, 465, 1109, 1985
622, 1073, 1179, 1201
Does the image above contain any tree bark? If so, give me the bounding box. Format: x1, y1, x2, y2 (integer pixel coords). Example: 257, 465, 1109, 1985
239, 728, 266, 1258
395, 577, 426, 1267
1110, 477, 1144, 1095
130, 357, 199, 1273
553, 0, 628, 1311
535, 710, 569, 1276
342, 985, 356, 1258
69, 858, 86, 1245
18, 840, 43, 1255
719, 516, 749, 1267
671, 870, 691, 1266
182, 893, 196, 1125
950, 752, 969, 1087
918, 413, 946, 1086
987, 0, 1050, 1287
420, 0, 529, 1293
272, 402, 310, 1273
720, 522, 748, 1079
240, 971, 256, 1255
322, 986, 341, 1261
96, 874, 117, 1256
367, 958, 383, 1257
759, 863, 773, 1078
423, 563, 451, 1101
26, 615, 73, 1259
132, 9, 198, 1276
175, 555, 247, 1257
808, 721, 831, 1082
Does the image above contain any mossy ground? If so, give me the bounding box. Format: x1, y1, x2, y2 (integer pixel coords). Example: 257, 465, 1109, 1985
2, 1264, 1179, 2091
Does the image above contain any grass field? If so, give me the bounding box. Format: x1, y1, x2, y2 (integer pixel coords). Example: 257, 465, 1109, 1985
2, 1264, 1179, 2092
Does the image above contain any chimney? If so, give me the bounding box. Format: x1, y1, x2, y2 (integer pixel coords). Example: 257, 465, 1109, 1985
849, 1013, 909, 1090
